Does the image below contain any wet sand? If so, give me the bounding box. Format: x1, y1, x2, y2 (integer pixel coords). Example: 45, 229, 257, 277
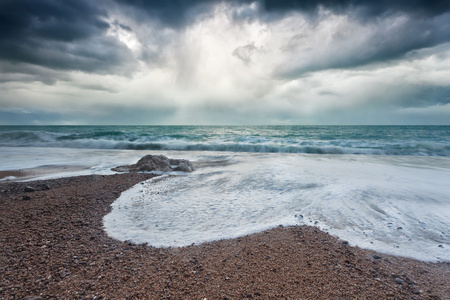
0, 173, 449, 299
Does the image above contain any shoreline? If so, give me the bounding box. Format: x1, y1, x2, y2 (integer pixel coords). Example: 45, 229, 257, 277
1, 173, 449, 299
0, 166, 92, 183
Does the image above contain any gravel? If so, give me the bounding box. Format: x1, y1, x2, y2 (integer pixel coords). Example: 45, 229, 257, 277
1, 173, 449, 299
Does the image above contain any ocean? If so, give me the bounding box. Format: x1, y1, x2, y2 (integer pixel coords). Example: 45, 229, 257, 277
1, 125, 449, 262
1, 125, 449, 155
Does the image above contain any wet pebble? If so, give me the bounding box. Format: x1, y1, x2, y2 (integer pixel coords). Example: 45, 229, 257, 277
39, 183, 51, 190
24, 186, 35, 193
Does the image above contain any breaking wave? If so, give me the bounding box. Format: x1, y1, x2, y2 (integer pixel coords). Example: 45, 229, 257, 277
0, 125, 449, 156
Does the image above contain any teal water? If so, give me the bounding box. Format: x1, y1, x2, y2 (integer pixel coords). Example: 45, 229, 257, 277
1, 125, 449, 156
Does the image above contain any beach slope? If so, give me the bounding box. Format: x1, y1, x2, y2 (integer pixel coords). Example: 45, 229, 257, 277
1, 173, 449, 299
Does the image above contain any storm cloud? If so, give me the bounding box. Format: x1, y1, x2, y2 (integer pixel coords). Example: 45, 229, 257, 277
264, 0, 450, 16
0, 0, 449, 125
0, 0, 136, 79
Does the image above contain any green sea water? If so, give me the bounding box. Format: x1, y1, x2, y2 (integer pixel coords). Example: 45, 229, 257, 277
1, 125, 449, 156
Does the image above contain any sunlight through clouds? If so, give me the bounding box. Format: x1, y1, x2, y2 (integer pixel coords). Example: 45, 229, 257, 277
0, 0, 449, 125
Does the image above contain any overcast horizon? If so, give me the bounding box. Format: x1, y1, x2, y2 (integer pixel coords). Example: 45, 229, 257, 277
1, 0, 450, 125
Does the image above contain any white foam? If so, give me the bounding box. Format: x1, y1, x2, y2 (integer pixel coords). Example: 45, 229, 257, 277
1, 146, 448, 261
0, 147, 199, 181
104, 153, 450, 262
0, 176, 17, 181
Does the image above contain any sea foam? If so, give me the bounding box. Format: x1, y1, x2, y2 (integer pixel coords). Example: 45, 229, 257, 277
103, 153, 450, 262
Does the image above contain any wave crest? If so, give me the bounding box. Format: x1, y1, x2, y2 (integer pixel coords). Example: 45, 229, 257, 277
1, 126, 449, 156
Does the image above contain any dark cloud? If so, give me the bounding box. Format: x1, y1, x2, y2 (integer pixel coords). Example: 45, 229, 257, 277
263, 0, 450, 18
113, 0, 211, 27
113, 0, 450, 77
0, 61, 69, 85
0, 0, 108, 40
278, 13, 450, 78
2, 0, 448, 81
0, 0, 136, 79
262, 0, 450, 78
113, 0, 257, 27
115, 0, 450, 26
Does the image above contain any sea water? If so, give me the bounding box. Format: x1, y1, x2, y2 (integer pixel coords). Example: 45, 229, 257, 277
0, 126, 449, 261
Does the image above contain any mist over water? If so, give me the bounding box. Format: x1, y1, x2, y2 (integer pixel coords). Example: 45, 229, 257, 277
1, 125, 449, 261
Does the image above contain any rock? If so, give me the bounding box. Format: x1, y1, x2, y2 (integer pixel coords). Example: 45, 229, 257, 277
394, 277, 403, 284
23, 297, 43, 300
169, 158, 194, 172
22, 195, 31, 200
112, 155, 194, 173
39, 183, 51, 190
372, 255, 382, 260
131, 155, 172, 172
24, 186, 35, 193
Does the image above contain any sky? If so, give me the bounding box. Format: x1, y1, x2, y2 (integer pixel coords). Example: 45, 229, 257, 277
0, 0, 450, 125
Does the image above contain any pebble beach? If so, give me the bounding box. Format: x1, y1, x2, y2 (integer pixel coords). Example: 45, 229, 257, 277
1, 172, 449, 299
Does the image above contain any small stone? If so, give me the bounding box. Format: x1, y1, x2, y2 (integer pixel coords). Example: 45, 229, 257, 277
394, 277, 403, 284
438, 245, 443, 248
342, 241, 349, 245
372, 255, 382, 260
22, 195, 31, 200
24, 186, 35, 193
40, 184, 51, 190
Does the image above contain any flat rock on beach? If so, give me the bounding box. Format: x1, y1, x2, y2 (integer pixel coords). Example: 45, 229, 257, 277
1, 173, 449, 299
